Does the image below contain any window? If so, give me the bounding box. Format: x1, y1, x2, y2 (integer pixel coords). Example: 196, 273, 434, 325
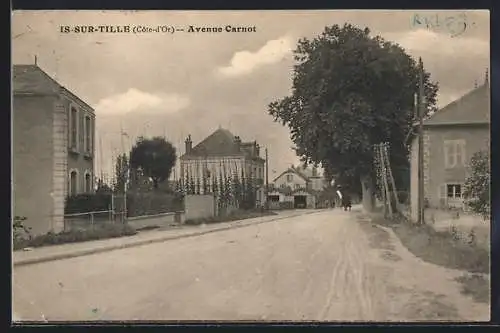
69, 170, 78, 196
444, 140, 466, 168
85, 116, 91, 153
69, 107, 78, 149
280, 184, 286, 188
85, 172, 92, 193
295, 184, 301, 189
286, 174, 293, 182
446, 184, 462, 199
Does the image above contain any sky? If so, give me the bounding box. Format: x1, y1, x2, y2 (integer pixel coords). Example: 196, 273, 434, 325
12, 10, 490, 181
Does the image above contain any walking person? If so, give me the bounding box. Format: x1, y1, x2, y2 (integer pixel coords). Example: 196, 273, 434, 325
336, 188, 343, 209
342, 191, 352, 211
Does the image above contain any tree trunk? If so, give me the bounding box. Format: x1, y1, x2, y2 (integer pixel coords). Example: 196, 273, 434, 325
360, 174, 376, 212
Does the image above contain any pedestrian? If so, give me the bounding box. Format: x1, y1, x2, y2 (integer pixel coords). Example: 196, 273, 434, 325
336, 188, 343, 209
342, 192, 352, 211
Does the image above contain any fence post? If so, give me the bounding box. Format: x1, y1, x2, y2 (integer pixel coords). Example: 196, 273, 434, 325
90, 212, 94, 230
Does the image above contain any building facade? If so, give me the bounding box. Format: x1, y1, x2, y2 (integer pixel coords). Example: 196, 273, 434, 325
410, 75, 490, 222
179, 128, 266, 205
13, 64, 95, 235
268, 165, 326, 209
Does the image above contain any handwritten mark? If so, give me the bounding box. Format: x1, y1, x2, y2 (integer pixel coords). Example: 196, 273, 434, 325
411, 12, 472, 38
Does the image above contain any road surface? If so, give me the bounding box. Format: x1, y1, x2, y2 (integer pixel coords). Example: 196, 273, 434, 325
13, 207, 488, 322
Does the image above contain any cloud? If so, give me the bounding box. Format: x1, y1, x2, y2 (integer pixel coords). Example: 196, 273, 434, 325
387, 29, 489, 57
217, 35, 293, 77
94, 88, 190, 115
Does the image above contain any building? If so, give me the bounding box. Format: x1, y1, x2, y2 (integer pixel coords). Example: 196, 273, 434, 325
179, 128, 266, 205
267, 164, 327, 209
409, 73, 490, 222
13, 64, 96, 235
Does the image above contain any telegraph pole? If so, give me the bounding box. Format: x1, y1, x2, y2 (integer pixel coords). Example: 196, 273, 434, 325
417, 57, 425, 225
265, 147, 269, 210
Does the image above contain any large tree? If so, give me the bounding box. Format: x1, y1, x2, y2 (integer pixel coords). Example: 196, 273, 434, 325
268, 24, 438, 211
129, 136, 177, 189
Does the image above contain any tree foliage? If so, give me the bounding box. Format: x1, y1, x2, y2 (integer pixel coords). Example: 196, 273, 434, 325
114, 153, 129, 193
267, 24, 438, 206
463, 149, 490, 219
129, 136, 177, 189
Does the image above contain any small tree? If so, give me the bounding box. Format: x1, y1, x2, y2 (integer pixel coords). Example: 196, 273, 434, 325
129, 136, 177, 189
195, 177, 201, 195
96, 178, 113, 194
114, 153, 129, 193
463, 149, 490, 219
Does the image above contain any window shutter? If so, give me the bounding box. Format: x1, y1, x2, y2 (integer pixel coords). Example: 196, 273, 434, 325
438, 184, 447, 208
460, 141, 466, 166
443, 141, 450, 168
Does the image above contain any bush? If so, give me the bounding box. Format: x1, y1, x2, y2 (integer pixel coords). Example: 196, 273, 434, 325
463, 149, 490, 219
13, 216, 32, 242
13, 223, 137, 250
65, 193, 113, 214
119, 192, 184, 217
184, 209, 277, 226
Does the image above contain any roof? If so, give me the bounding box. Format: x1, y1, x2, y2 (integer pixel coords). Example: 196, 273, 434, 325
181, 128, 264, 160
423, 82, 490, 126
13, 64, 61, 95
13, 64, 94, 111
272, 167, 309, 183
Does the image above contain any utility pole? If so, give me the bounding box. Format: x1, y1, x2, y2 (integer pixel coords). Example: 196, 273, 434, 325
417, 57, 425, 225
120, 122, 128, 223
265, 147, 269, 210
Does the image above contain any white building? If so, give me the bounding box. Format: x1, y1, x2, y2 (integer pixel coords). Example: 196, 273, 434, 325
267, 164, 327, 209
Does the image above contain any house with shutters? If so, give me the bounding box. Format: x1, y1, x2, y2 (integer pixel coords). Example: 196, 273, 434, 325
409, 72, 490, 222
179, 128, 266, 206
13, 63, 96, 235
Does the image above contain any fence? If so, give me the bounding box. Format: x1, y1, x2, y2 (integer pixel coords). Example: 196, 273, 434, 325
63, 209, 128, 232
63, 191, 185, 232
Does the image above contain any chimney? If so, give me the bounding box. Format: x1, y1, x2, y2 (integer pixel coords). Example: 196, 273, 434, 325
185, 134, 192, 154
234, 136, 241, 151
256, 143, 260, 157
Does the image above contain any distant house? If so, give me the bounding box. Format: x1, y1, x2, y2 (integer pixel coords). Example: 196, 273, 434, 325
409, 74, 490, 222
179, 128, 266, 206
268, 164, 327, 209
13, 64, 96, 235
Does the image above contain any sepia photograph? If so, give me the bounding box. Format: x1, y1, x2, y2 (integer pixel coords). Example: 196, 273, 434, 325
12, 9, 490, 322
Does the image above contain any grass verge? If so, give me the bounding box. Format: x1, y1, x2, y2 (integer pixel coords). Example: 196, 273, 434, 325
184, 209, 278, 226
454, 274, 490, 304
370, 213, 489, 275
13, 223, 138, 251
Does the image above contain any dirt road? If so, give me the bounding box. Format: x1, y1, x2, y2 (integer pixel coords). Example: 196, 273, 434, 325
13, 207, 489, 321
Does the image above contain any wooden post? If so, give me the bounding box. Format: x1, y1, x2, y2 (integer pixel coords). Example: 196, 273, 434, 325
265, 147, 269, 210
376, 144, 387, 216
379, 144, 393, 217
384, 143, 400, 208
417, 57, 425, 224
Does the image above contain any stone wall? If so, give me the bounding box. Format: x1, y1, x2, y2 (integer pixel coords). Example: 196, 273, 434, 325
185, 194, 216, 221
